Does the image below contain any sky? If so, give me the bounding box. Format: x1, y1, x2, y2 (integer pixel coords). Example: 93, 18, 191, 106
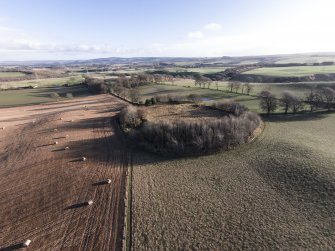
0, 0, 335, 60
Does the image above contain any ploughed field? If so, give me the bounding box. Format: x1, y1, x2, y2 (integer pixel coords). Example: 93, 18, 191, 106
0, 95, 127, 250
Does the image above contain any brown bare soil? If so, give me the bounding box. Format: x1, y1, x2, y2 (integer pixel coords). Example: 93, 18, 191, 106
0, 94, 128, 251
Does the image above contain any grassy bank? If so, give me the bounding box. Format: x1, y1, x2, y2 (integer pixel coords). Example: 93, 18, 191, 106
131, 112, 335, 250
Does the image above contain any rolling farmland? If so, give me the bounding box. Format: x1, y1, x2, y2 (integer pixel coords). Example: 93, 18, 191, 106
0, 76, 84, 90
0, 85, 89, 108
243, 65, 335, 77
162, 67, 228, 74
0, 72, 27, 78
131, 112, 335, 250
0, 54, 334, 251
0, 95, 128, 250
1, 0, 335, 249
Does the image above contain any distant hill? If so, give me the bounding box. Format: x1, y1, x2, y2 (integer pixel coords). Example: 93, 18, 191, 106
1, 53, 335, 67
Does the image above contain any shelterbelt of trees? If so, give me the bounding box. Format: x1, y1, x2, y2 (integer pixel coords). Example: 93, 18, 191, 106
119, 102, 262, 157
84, 72, 335, 116
259, 87, 335, 115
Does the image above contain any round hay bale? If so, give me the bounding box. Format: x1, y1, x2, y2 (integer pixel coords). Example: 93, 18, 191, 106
64, 146, 70, 150
54, 141, 59, 145
81, 157, 86, 161
86, 200, 93, 206
60, 117, 63, 120
106, 179, 112, 184
1, 126, 5, 130
71, 119, 74, 122
23, 239, 31, 247
53, 129, 58, 132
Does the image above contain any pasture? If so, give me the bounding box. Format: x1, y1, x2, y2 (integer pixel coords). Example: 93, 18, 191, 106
0, 75, 84, 90
138, 84, 236, 101
137, 83, 264, 111
139, 80, 335, 113
275, 55, 335, 65
0, 71, 27, 78
162, 67, 228, 74
0, 85, 89, 108
243, 65, 335, 77
210, 81, 335, 99
131, 112, 335, 250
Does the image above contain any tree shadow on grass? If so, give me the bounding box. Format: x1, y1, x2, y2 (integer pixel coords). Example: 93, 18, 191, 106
251, 140, 335, 228
28, 85, 89, 99
262, 111, 332, 122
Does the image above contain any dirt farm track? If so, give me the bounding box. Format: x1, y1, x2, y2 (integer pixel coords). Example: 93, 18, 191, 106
0, 95, 128, 250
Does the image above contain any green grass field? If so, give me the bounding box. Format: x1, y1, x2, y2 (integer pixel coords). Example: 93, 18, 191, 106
162, 67, 228, 74
243, 65, 335, 77
139, 84, 237, 101
0, 72, 28, 78
138, 81, 335, 113
131, 112, 335, 250
137, 83, 261, 112
164, 78, 324, 96
104, 68, 155, 74
210, 81, 335, 99
0, 85, 89, 108
275, 55, 335, 65
0, 76, 84, 90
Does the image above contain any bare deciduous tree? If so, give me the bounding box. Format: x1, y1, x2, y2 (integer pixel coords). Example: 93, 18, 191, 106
195, 76, 211, 89
121, 105, 261, 156
281, 91, 303, 114
215, 81, 219, 90
306, 90, 322, 112
113, 85, 124, 96
232, 82, 241, 93
245, 83, 253, 95
322, 87, 335, 111
129, 88, 140, 103
228, 81, 234, 92
259, 90, 277, 115
207, 81, 212, 89
291, 97, 303, 113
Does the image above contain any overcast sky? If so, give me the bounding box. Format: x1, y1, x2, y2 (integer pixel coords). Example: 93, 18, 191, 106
0, 0, 334, 60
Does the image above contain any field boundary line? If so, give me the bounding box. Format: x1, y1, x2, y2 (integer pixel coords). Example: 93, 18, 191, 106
122, 150, 133, 251
109, 92, 142, 106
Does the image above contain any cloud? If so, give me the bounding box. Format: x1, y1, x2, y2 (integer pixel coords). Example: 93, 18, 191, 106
204, 23, 222, 31
187, 31, 203, 39
1, 6, 335, 61
0, 25, 121, 55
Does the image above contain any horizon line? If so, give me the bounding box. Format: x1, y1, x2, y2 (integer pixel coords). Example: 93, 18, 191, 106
1, 51, 335, 63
